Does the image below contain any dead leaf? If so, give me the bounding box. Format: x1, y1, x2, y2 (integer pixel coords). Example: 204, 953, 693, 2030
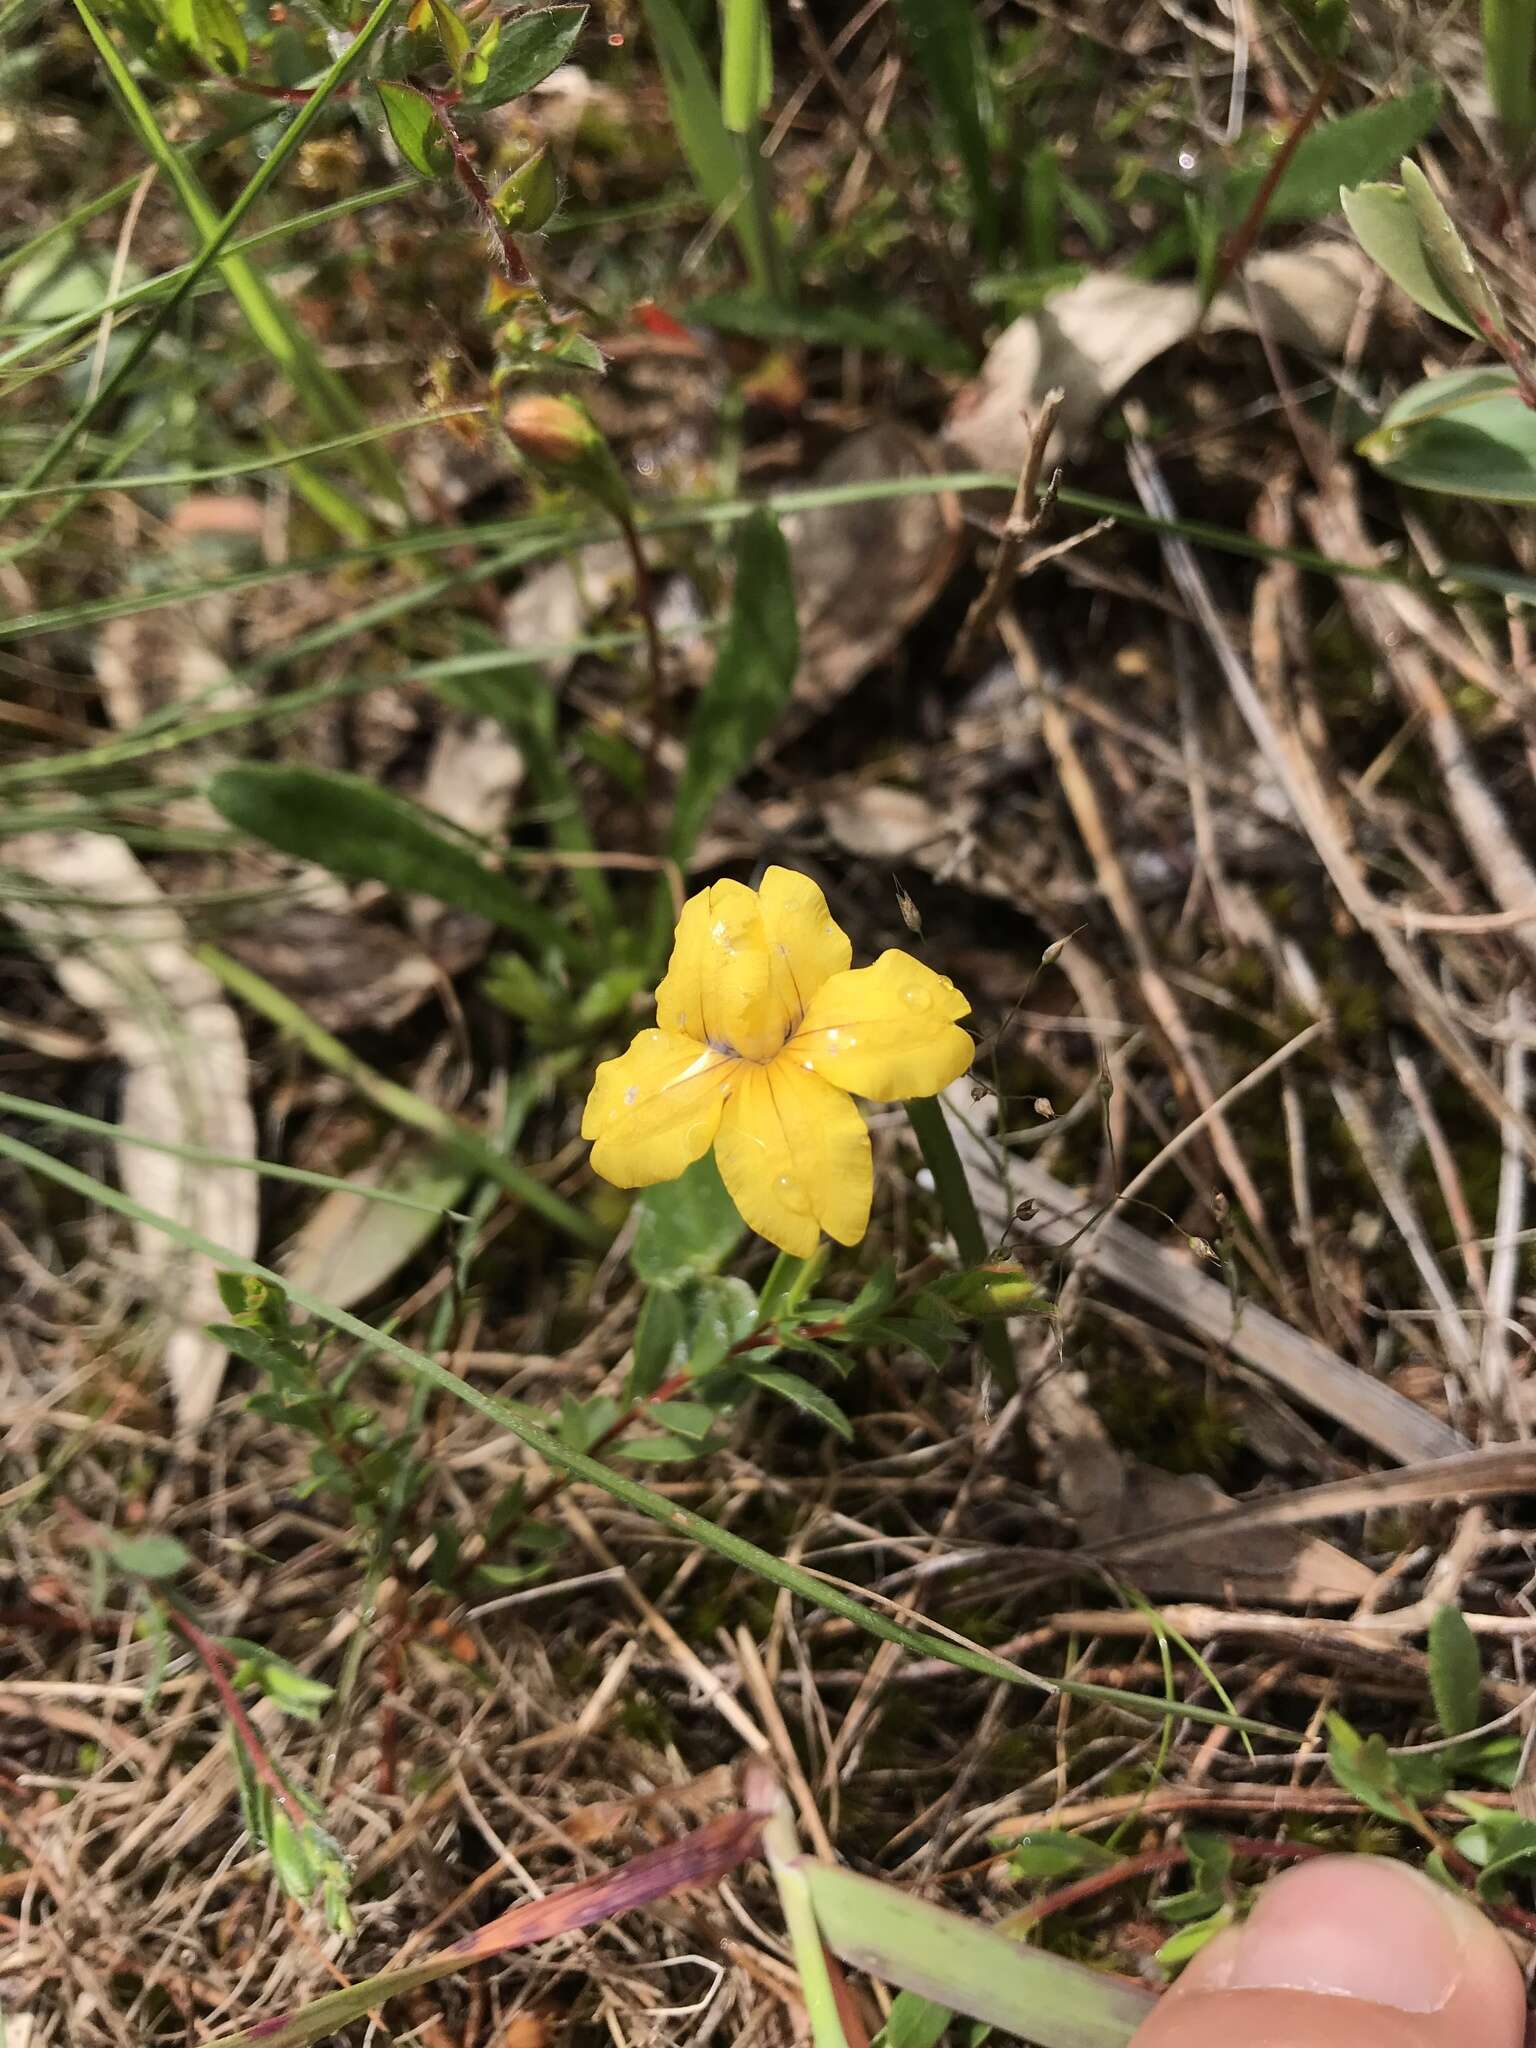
3, 831, 258, 1432
281, 1138, 468, 1312
946, 243, 1371, 476
784, 423, 962, 724
1030, 1365, 1373, 1600
220, 905, 444, 1032
406, 713, 526, 967
823, 784, 977, 862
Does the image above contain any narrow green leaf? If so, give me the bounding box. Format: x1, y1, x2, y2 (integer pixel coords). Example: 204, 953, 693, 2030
168, 0, 247, 71
630, 1152, 747, 1282
889, 0, 998, 256
1341, 178, 1478, 334
1483, 0, 1536, 152
669, 507, 797, 862
207, 764, 569, 954
464, 4, 586, 108
690, 290, 973, 372
1007, 1832, 1120, 1881
739, 1364, 853, 1440
630, 1282, 687, 1397
638, 0, 770, 290
376, 82, 447, 176
802, 1860, 1154, 2048
1428, 1604, 1484, 1738
1224, 82, 1439, 225
720, 0, 770, 133
871, 1992, 954, 2048
1273, 0, 1351, 57
1401, 159, 1508, 337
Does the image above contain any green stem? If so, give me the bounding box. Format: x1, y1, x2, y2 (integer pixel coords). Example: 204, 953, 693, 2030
905, 1096, 1016, 1391
197, 945, 607, 1251
763, 1798, 853, 2048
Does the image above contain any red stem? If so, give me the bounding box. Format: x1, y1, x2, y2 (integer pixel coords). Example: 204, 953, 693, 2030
168, 1607, 312, 1838
1202, 65, 1338, 317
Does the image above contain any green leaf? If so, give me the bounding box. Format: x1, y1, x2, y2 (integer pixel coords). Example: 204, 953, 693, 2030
738, 1364, 853, 1439
1484, 0, 1536, 153
1154, 1903, 1235, 1970
1224, 83, 1439, 226
1325, 1713, 1419, 1823
1428, 1604, 1484, 1737
615, 1430, 719, 1461
106, 1531, 190, 1580
638, 0, 771, 291
1360, 366, 1536, 503
1007, 1832, 1120, 1882
464, 4, 586, 108
644, 1399, 721, 1441
685, 1273, 760, 1376
1341, 178, 1478, 334
167, 0, 247, 71
720, 0, 770, 133
1400, 158, 1508, 337
800, 1859, 1155, 2045
872, 1992, 954, 2048
889, 0, 998, 256
376, 82, 447, 178
630, 1282, 686, 1398
669, 508, 797, 862
690, 291, 973, 373
207, 764, 569, 954
630, 1150, 747, 1283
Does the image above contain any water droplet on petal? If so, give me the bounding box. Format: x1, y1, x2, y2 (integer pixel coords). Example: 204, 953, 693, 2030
774, 1174, 811, 1215
624, 1086, 639, 1105
903, 984, 933, 1012
802, 1058, 814, 1070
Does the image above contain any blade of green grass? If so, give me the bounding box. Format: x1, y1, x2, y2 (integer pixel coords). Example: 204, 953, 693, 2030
889, 0, 999, 257
3, 467, 1469, 653
0, 1089, 471, 1219
0, 178, 424, 380
0, 411, 481, 505
23, 0, 403, 511
0, 1127, 1294, 1739
637, 0, 774, 292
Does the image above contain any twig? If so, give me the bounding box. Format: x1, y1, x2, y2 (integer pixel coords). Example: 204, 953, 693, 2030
948, 389, 1066, 675
1481, 991, 1528, 1425
615, 507, 669, 848
1199, 64, 1338, 320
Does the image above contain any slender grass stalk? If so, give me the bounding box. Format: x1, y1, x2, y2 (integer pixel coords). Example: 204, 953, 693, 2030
0, 1124, 1292, 1737
23, 0, 402, 500
0, 1089, 470, 1218
905, 1095, 1016, 1390
763, 1796, 855, 2048
196, 946, 608, 1250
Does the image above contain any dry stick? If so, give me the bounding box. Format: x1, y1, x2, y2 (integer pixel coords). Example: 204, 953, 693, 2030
999, 608, 1281, 1256
1389, 1043, 1490, 1308
1305, 481, 1536, 980
1124, 438, 1536, 1162
785, 0, 985, 353
1481, 991, 1529, 1427
948, 389, 1066, 675
614, 504, 670, 846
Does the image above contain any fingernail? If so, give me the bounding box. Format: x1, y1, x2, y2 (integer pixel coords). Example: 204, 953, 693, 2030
1221, 1857, 1468, 2012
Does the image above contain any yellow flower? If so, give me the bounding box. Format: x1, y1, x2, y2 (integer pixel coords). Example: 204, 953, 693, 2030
581, 868, 973, 1257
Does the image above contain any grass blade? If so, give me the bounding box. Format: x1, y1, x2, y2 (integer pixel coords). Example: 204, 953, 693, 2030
24, 0, 403, 507
0, 1124, 1292, 1738
889, 0, 998, 256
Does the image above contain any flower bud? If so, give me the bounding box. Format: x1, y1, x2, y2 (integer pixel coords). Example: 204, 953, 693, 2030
492, 148, 560, 233
502, 393, 629, 517
931, 1264, 1052, 1319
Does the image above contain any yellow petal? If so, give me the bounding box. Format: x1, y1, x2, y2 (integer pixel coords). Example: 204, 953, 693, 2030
757, 865, 853, 1026
713, 1057, 872, 1258
652, 878, 790, 1061
582, 1027, 737, 1188
788, 949, 973, 1101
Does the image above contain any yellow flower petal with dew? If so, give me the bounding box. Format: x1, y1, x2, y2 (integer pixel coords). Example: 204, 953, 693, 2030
757, 865, 852, 1027
789, 949, 973, 1101
653, 879, 789, 1061
582, 1027, 738, 1187
713, 1058, 873, 1259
